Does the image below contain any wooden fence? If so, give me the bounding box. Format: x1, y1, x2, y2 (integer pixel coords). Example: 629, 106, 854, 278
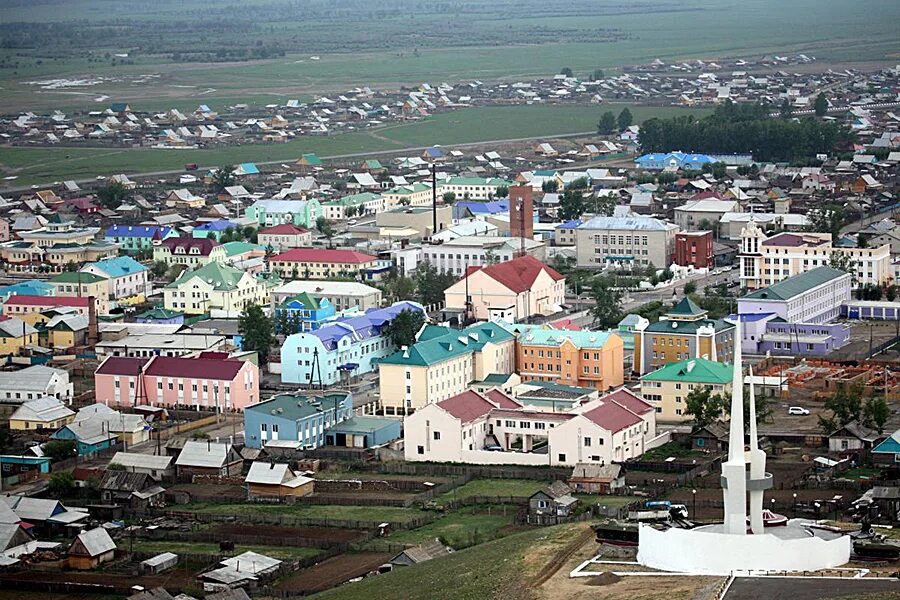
327, 460, 574, 481
130, 508, 439, 531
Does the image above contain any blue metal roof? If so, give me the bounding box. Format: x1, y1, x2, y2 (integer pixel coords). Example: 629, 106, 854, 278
238, 162, 260, 174
308, 302, 424, 351
106, 225, 172, 238
873, 432, 900, 455
455, 200, 509, 215
88, 256, 147, 278
195, 219, 237, 232
557, 219, 582, 230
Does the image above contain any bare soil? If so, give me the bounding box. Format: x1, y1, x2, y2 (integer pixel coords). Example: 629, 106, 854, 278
275, 552, 393, 594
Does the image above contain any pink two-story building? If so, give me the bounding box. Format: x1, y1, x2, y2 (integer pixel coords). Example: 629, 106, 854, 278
95, 354, 259, 411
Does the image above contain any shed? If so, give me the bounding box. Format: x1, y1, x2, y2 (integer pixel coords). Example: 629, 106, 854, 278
244, 462, 314, 498
828, 421, 879, 453
141, 552, 178, 574
324, 416, 401, 448
68, 527, 116, 569
390, 538, 451, 566
568, 463, 625, 494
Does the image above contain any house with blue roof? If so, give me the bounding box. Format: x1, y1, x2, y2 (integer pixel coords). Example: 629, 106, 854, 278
81, 256, 149, 301
280, 301, 425, 386
192, 220, 238, 241
873, 430, 900, 467
452, 200, 509, 221
554, 219, 582, 246
235, 162, 260, 176
0, 280, 55, 301
423, 147, 444, 159
635, 152, 716, 171
105, 225, 177, 253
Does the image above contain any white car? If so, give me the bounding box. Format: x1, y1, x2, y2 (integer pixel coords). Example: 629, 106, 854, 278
788, 406, 810, 416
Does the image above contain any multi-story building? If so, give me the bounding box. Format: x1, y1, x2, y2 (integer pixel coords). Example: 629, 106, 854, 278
673, 199, 739, 231
375, 205, 451, 239
274, 292, 336, 332
49, 272, 110, 315
437, 177, 513, 201
0, 239, 119, 274
640, 358, 733, 423
1, 295, 91, 325
245, 198, 321, 228
243, 392, 353, 449
280, 301, 425, 386
163, 261, 272, 316
321, 192, 383, 220
575, 215, 679, 269
17, 214, 99, 248
554, 220, 582, 246
153, 237, 227, 268
95, 354, 259, 410
378, 321, 516, 416
404, 387, 655, 466
718, 213, 809, 240
105, 225, 177, 253
674, 231, 714, 269
739, 220, 891, 290
512, 326, 624, 392
421, 236, 545, 276
80, 256, 150, 301
257, 224, 313, 251
736, 266, 852, 356
269, 248, 379, 280
444, 255, 565, 321
270, 280, 383, 312
633, 297, 735, 375
381, 183, 433, 209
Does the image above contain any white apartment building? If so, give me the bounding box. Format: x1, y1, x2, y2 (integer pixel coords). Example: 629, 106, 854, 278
421, 236, 545, 276
739, 220, 892, 290
575, 215, 679, 269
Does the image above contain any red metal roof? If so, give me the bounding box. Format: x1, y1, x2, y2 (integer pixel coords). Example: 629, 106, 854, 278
144, 356, 245, 380
581, 401, 643, 432
437, 390, 496, 423
96, 356, 149, 376
159, 237, 219, 255
484, 389, 521, 409
260, 224, 309, 235
465, 255, 563, 293
4, 295, 90, 307
604, 388, 653, 415
271, 248, 377, 264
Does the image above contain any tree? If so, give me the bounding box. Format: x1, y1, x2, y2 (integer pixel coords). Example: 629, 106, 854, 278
886, 285, 897, 302
97, 180, 130, 210
211, 165, 235, 193
495, 185, 509, 199
150, 260, 169, 279
415, 261, 457, 307
829, 251, 858, 285
541, 179, 559, 193
807, 205, 846, 242
592, 68, 605, 80
814, 92, 828, 117
597, 111, 617, 134
593, 192, 616, 217
685, 387, 726, 429
382, 309, 425, 348
47, 472, 75, 497
381, 267, 416, 303
346, 205, 357, 218
779, 98, 792, 119
44, 440, 77, 462
617, 107, 633, 131
316, 217, 336, 249
442, 191, 456, 205
65, 260, 78, 272
238, 303, 274, 365
818, 384, 863, 434
590, 280, 623, 329
560, 67, 573, 77
558, 189, 585, 221
863, 397, 890, 433
683, 281, 697, 295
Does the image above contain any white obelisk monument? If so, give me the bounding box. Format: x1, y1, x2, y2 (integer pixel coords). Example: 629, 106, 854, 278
721, 318, 747, 535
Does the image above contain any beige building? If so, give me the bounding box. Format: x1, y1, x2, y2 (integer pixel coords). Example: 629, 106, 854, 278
444, 255, 565, 321
575, 215, 678, 269
639, 358, 733, 423
378, 322, 515, 416
257, 224, 313, 251
382, 183, 434, 209
163, 261, 270, 316
270, 280, 382, 312
49, 272, 110, 315
375, 205, 452, 240
673, 199, 739, 231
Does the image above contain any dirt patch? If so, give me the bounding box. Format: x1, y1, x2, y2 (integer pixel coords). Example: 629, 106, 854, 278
583, 572, 622, 586
276, 552, 392, 594
212, 523, 365, 544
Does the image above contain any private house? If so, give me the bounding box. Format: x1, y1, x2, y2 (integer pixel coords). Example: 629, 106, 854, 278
68, 527, 116, 570
54, 404, 150, 453
81, 256, 150, 301
245, 462, 314, 498
98, 471, 165, 508
135, 307, 185, 325
274, 292, 335, 332
633, 298, 736, 376
49, 272, 110, 315
243, 392, 353, 449
379, 321, 516, 416
153, 237, 226, 268
691, 422, 729, 452
568, 463, 625, 494
872, 430, 900, 467
163, 261, 271, 316
9, 397, 75, 431
4, 496, 89, 533
280, 301, 425, 386
105, 225, 176, 253
528, 482, 579, 525
575, 215, 679, 270
244, 198, 321, 229
200, 551, 281, 592
444, 255, 566, 321
257, 224, 313, 251
390, 539, 452, 567
640, 358, 733, 423
271, 280, 383, 312
736, 267, 853, 356
175, 441, 243, 479
828, 421, 879, 453
0, 318, 39, 355
403, 387, 655, 466
165, 189, 205, 209
739, 221, 892, 290
673, 199, 739, 231
95, 354, 259, 411
109, 452, 174, 480
512, 325, 624, 392
269, 248, 379, 280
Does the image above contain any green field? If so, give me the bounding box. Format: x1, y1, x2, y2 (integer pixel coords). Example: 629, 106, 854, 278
129, 539, 322, 560
0, 103, 708, 188
189, 502, 430, 524
375, 506, 521, 549
1, 0, 898, 114
437, 478, 553, 501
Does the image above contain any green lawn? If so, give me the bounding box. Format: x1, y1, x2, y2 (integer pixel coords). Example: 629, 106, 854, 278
437, 478, 551, 501
377, 506, 520, 550
129, 539, 322, 560
0, 103, 708, 188
840, 467, 882, 480
188, 502, 429, 524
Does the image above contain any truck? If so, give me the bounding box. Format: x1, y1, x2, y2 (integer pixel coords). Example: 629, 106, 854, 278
628, 500, 688, 522
185, 163, 199, 171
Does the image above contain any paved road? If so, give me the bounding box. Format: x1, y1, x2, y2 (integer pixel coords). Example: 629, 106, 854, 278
725, 576, 899, 600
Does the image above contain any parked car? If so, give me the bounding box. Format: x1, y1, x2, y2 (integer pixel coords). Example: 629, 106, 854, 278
788, 406, 810, 416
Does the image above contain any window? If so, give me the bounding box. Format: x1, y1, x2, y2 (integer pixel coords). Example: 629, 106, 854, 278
558, 453, 566, 462
433, 431, 441, 441
417, 446, 424, 455
584, 437, 591, 447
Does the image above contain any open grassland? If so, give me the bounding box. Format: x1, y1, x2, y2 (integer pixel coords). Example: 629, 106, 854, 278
0, 103, 709, 188
1, 0, 898, 113
372, 505, 522, 549
188, 502, 430, 524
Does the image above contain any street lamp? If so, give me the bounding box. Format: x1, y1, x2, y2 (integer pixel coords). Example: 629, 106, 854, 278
692, 489, 697, 520
792, 493, 798, 518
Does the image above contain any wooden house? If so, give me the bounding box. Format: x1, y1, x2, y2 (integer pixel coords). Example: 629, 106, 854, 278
68, 527, 116, 570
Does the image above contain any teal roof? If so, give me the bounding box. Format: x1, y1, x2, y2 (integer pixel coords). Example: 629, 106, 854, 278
641, 358, 733, 384
87, 256, 147, 278
670, 297, 706, 317
645, 318, 733, 334
742, 266, 849, 302
327, 416, 397, 434
417, 324, 454, 342
444, 177, 512, 187
380, 321, 514, 367
137, 307, 183, 320
222, 241, 263, 257
324, 192, 381, 207
517, 326, 616, 349
873, 431, 900, 455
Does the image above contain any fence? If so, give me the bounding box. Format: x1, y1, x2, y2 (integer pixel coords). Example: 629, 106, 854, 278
140, 529, 360, 551
130, 508, 440, 532
329, 460, 574, 481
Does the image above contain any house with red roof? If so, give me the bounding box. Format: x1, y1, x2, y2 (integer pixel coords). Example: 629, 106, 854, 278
444, 255, 565, 321
404, 386, 656, 466
269, 248, 380, 281
257, 224, 312, 251
152, 236, 226, 268
94, 354, 259, 410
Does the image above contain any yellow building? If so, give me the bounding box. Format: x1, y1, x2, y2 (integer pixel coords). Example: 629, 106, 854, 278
639, 358, 733, 423
378, 322, 516, 416
269, 248, 378, 280
0, 318, 39, 355
10, 397, 75, 431
153, 237, 226, 268
163, 261, 272, 316
50, 272, 110, 315
381, 183, 434, 209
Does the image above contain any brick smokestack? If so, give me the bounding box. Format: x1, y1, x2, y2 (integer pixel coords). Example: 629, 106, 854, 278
508, 185, 533, 250
88, 295, 98, 346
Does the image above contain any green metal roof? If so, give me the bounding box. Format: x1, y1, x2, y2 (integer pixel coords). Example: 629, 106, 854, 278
327, 416, 397, 434
137, 307, 183, 319
166, 261, 247, 290
644, 318, 733, 334
50, 272, 107, 284
516, 326, 616, 349
281, 291, 321, 310
380, 321, 514, 367
222, 241, 263, 257
669, 297, 706, 317
641, 357, 732, 384
365, 160, 384, 170
741, 266, 849, 302
324, 192, 381, 207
